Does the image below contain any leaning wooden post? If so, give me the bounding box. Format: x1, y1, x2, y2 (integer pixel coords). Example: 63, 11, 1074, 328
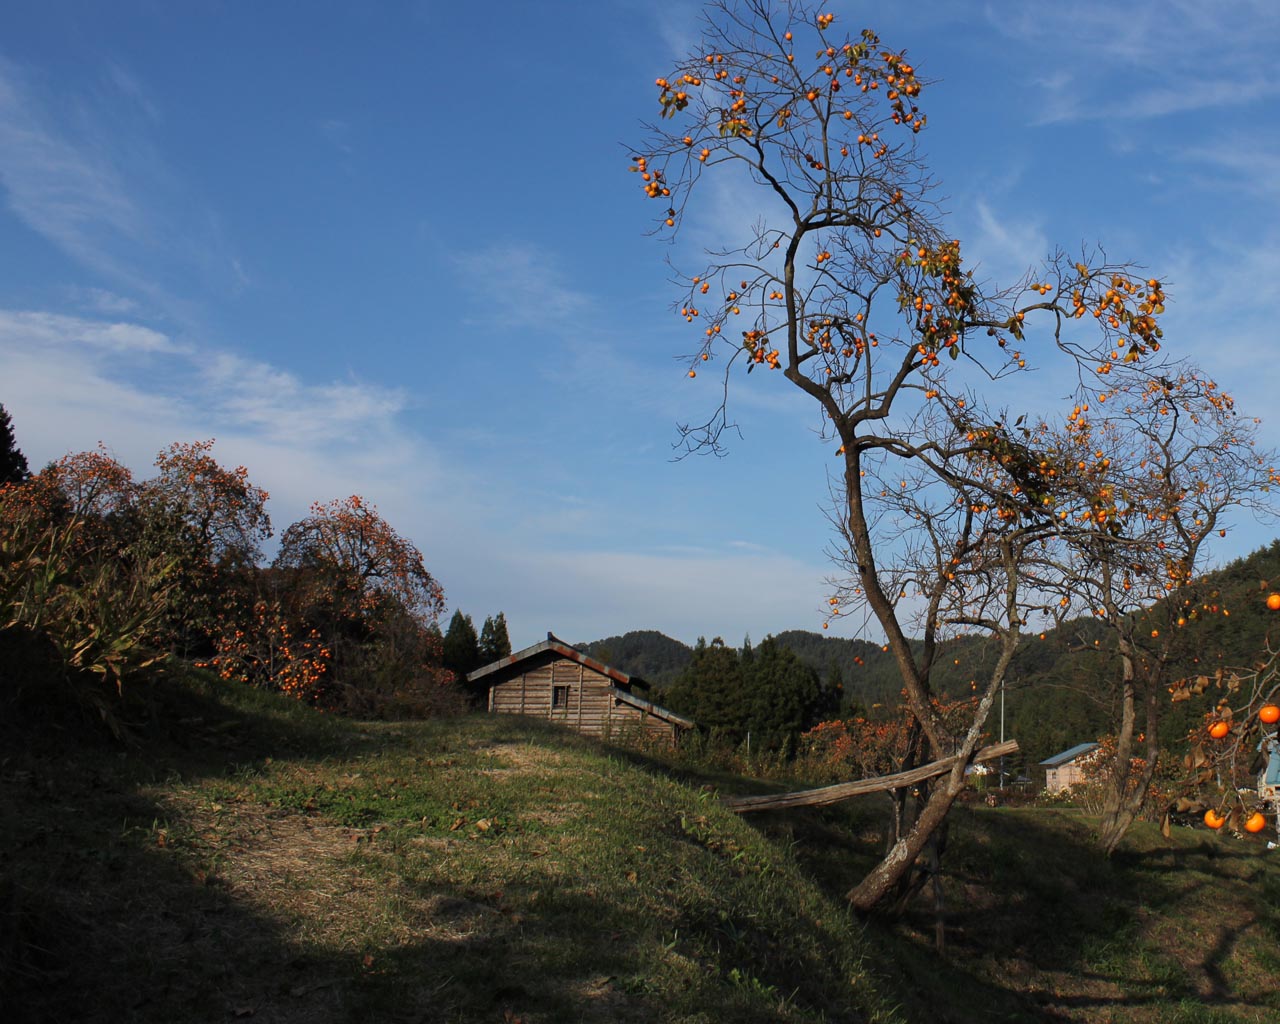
721, 740, 1020, 813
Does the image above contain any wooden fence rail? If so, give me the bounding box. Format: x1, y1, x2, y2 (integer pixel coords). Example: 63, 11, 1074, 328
721, 739, 1021, 813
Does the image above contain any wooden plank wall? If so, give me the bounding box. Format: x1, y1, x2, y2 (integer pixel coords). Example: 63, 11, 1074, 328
489, 655, 677, 744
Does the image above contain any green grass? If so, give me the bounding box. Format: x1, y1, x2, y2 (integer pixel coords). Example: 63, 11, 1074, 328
1, 670, 897, 1023
5, 668, 1280, 1023
747, 798, 1280, 1023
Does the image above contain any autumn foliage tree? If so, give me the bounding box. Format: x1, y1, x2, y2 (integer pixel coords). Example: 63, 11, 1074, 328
1169, 628, 1280, 837
265, 496, 450, 712
0, 447, 174, 728
1030, 368, 1275, 853
632, 0, 1188, 913
1, 428, 456, 725
134, 440, 272, 653
143, 440, 271, 570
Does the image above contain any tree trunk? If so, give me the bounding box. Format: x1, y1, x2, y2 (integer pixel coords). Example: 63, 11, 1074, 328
1097, 661, 1137, 852
1097, 671, 1161, 856
847, 760, 967, 913
929, 825, 948, 953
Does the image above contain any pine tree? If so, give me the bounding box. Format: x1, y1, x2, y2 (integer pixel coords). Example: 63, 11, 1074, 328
478, 612, 512, 663
744, 637, 823, 753
0, 403, 30, 484
665, 637, 746, 741
442, 610, 480, 682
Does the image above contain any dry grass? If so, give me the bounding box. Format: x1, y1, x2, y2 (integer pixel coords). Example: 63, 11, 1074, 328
8, 669, 1279, 1023
766, 799, 1280, 1023
2, 672, 897, 1023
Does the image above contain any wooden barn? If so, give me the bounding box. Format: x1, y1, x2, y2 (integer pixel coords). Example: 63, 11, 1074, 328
468, 633, 694, 745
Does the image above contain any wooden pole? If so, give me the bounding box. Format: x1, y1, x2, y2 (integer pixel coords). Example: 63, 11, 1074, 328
721, 739, 1020, 813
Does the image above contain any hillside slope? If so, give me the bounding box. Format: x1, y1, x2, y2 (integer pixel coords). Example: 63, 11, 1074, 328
1, 671, 897, 1024
575, 629, 694, 690
580, 541, 1280, 767
6, 669, 1280, 1022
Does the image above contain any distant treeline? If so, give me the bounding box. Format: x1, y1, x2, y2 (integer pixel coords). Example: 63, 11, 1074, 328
578, 539, 1280, 767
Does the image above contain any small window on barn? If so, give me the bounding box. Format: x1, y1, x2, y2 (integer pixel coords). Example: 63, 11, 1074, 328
552, 684, 570, 709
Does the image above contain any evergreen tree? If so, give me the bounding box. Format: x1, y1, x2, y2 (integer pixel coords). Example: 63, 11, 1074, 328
665, 637, 746, 741
0, 403, 30, 484
821, 654, 845, 719
442, 610, 480, 682
478, 611, 512, 663
744, 637, 823, 752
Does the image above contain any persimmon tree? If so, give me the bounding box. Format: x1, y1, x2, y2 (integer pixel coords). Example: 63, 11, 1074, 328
275, 496, 444, 625
197, 588, 334, 703
133, 440, 272, 654
142, 440, 271, 569
22, 445, 137, 526
631, 0, 1178, 913
1028, 366, 1276, 853
0, 449, 173, 722
270, 496, 449, 710
1169, 633, 1280, 837
798, 694, 981, 786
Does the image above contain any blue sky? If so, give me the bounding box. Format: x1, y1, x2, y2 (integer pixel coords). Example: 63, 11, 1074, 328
2, 0, 1278, 650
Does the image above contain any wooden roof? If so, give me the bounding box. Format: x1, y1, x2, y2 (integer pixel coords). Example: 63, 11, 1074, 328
468, 633, 632, 686
468, 633, 695, 730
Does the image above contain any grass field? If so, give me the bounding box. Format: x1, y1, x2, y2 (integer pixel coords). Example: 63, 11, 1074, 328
3, 671, 1279, 1023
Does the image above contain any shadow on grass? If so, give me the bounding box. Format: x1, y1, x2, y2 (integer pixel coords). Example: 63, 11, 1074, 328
9, 681, 1279, 1024
746, 799, 1280, 1023
2, 689, 887, 1023
474, 722, 1280, 1019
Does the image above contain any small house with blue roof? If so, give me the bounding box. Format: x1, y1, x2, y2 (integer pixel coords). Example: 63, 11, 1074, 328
1039, 742, 1100, 794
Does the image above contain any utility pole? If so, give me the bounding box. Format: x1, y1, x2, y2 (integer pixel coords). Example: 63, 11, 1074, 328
999, 676, 1007, 789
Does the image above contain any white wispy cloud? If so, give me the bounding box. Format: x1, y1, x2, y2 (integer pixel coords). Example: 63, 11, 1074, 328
454, 241, 591, 327
0, 59, 147, 281
962, 199, 1049, 288
0, 306, 422, 494
990, 1, 1280, 124
450, 237, 699, 427
199, 351, 407, 446
318, 117, 353, 155
71, 286, 141, 315
104, 60, 161, 124
1176, 134, 1280, 201
0, 55, 247, 317
0, 309, 183, 355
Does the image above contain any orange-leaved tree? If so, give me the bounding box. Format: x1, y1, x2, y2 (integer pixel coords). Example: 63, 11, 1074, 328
144, 439, 271, 570
631, 0, 1179, 913
1169, 633, 1280, 837
0, 448, 174, 722
136, 440, 272, 654
270, 496, 450, 712
1029, 368, 1275, 853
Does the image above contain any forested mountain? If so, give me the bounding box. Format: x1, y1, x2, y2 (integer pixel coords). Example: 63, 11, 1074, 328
578, 541, 1280, 767
575, 630, 693, 690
